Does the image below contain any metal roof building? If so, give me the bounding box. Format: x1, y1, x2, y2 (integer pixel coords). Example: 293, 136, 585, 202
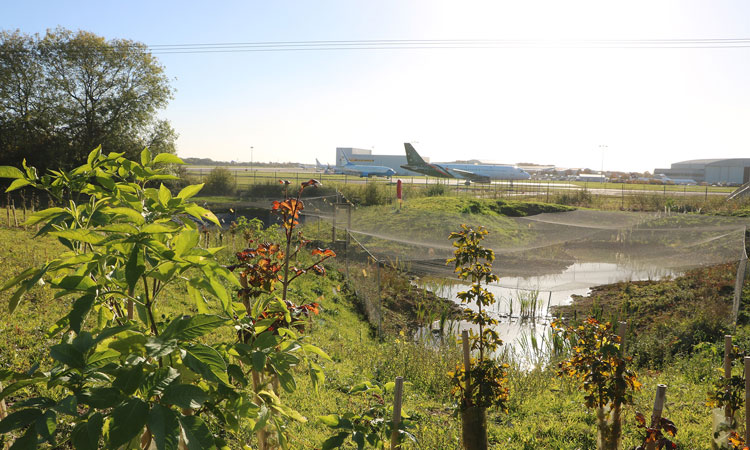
654, 158, 750, 185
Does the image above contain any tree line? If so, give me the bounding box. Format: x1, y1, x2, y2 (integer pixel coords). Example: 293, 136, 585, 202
0, 27, 176, 173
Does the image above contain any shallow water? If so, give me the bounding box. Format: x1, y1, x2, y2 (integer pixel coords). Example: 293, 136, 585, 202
420, 262, 674, 365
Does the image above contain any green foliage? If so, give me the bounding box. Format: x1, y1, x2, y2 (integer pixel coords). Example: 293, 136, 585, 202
706, 345, 746, 420
424, 183, 446, 197
319, 380, 416, 449
202, 167, 237, 195
0, 28, 175, 172
0, 149, 329, 450
446, 224, 509, 411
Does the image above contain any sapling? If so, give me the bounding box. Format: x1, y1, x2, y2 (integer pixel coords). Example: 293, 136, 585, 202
446, 224, 509, 450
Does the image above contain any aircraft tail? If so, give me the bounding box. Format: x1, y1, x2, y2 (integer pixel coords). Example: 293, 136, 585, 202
404, 143, 427, 166
315, 158, 323, 169
341, 152, 351, 164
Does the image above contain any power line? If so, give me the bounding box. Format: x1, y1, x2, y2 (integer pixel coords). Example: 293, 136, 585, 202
3, 38, 750, 55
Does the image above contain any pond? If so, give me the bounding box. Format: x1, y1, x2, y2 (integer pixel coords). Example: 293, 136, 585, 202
419, 261, 675, 366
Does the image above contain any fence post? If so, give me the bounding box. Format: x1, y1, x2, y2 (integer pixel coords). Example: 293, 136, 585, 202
11, 201, 18, 227
745, 356, 750, 443
390, 376, 404, 450
725, 335, 733, 420
462, 330, 471, 403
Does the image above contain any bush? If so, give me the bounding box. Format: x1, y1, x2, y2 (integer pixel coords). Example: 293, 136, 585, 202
425, 183, 446, 197
203, 166, 236, 195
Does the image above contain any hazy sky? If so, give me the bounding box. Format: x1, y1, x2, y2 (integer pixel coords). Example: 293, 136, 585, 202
2, 1, 750, 172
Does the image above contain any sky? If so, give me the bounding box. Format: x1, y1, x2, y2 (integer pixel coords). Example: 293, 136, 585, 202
2, 0, 750, 172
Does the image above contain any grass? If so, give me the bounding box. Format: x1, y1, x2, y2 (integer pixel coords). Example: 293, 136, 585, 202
3, 219, 750, 448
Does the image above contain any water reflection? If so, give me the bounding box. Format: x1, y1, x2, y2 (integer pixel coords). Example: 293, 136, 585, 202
419, 262, 674, 366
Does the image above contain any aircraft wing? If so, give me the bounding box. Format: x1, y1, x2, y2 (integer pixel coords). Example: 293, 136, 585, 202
449, 168, 491, 183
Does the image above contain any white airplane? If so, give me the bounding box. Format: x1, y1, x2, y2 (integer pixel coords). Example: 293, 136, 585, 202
400, 143, 530, 183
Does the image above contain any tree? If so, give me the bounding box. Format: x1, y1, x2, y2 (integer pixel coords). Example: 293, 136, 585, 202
0, 28, 175, 172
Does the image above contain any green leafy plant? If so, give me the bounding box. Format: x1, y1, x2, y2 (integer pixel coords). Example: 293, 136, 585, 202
446, 224, 509, 449
0, 147, 240, 449
0, 150, 332, 450
707, 345, 745, 420
319, 380, 416, 450
551, 318, 641, 450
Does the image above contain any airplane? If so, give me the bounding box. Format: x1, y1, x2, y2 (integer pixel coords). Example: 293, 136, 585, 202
336, 153, 397, 178
400, 143, 531, 183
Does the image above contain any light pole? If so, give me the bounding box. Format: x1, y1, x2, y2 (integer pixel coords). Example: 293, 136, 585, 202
599, 144, 607, 184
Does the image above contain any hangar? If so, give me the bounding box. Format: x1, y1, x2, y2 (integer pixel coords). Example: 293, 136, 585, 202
654, 158, 750, 185
336, 147, 422, 176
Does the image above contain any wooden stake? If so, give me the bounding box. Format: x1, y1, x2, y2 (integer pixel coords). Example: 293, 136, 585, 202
617, 321, 627, 353
462, 330, 471, 407
390, 376, 404, 450
11, 203, 18, 227
0, 382, 7, 420
745, 356, 750, 444
725, 335, 733, 420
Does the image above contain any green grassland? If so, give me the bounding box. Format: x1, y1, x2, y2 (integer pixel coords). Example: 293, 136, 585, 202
2, 219, 750, 449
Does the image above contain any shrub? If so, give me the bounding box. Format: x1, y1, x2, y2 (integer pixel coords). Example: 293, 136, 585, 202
203, 166, 236, 195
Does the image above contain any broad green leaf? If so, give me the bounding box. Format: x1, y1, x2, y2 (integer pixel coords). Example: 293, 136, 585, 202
0, 166, 25, 179
71, 413, 103, 450
186, 283, 208, 314
143, 367, 180, 398
50, 229, 103, 245
6, 178, 32, 192
0, 408, 43, 433
142, 223, 175, 234
182, 344, 230, 385
161, 384, 208, 410
93, 324, 136, 344
85, 349, 120, 370
318, 414, 341, 427
252, 352, 266, 373
160, 314, 228, 341
50, 343, 85, 369
153, 153, 184, 165
8, 426, 37, 450
158, 184, 172, 207
321, 432, 349, 450
277, 371, 297, 393
173, 229, 199, 257
178, 415, 216, 450
34, 410, 56, 443
141, 148, 152, 166
148, 405, 180, 450
1, 267, 37, 291
113, 364, 144, 395
80, 387, 123, 409
99, 223, 139, 234
177, 184, 204, 200
302, 343, 332, 362
184, 204, 220, 226
53, 395, 78, 416
24, 207, 66, 226
0, 377, 46, 401
125, 245, 144, 293
108, 398, 149, 448
56, 276, 96, 291
87, 147, 101, 166
107, 207, 145, 225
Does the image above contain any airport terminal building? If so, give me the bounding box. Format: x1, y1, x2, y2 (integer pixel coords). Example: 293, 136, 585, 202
335, 147, 421, 176
655, 158, 750, 185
